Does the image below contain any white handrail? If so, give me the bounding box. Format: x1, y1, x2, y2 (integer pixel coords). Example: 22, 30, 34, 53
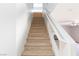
44, 9, 77, 56
45, 9, 76, 45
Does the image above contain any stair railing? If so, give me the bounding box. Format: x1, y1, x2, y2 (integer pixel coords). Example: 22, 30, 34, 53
43, 9, 77, 56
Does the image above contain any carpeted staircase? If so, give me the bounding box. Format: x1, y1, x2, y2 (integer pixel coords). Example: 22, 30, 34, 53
22, 13, 53, 56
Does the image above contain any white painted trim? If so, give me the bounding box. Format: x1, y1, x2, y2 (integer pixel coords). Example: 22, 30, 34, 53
43, 10, 77, 55
44, 14, 59, 56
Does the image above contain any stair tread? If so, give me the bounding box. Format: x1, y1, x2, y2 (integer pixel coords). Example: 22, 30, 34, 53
26, 42, 51, 46
28, 37, 49, 39
27, 39, 50, 42
21, 13, 53, 56
28, 35, 48, 37
22, 49, 53, 56
25, 46, 52, 48
24, 46, 52, 51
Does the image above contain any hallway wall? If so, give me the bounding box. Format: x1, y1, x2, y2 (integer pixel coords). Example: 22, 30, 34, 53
0, 3, 16, 56
16, 3, 32, 55
0, 3, 32, 56
43, 4, 79, 55
44, 3, 79, 43
43, 3, 57, 13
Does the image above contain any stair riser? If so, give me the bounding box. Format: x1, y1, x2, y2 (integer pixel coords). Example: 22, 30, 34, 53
22, 13, 53, 56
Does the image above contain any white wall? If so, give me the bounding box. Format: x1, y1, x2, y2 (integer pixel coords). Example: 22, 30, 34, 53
44, 14, 59, 55
0, 3, 16, 56
44, 4, 78, 55
32, 3, 43, 12
16, 3, 32, 56
0, 3, 32, 56
44, 3, 79, 25
44, 3, 79, 43
43, 3, 57, 13
50, 4, 79, 24
50, 4, 79, 43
